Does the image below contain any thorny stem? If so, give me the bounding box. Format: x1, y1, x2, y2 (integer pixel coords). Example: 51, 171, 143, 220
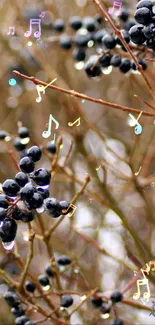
92, 0, 155, 101
13, 70, 155, 117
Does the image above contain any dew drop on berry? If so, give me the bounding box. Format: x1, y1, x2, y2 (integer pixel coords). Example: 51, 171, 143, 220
36, 205, 45, 214
2, 240, 15, 251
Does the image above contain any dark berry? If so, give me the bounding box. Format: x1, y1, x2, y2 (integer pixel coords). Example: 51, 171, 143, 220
20, 183, 35, 201
46, 142, 56, 154
124, 18, 137, 31
0, 130, 9, 140
57, 255, 72, 266
53, 19, 65, 32
112, 320, 124, 325
69, 16, 82, 30
15, 172, 29, 187
110, 55, 121, 67
27, 192, 43, 209
102, 35, 116, 49
11, 306, 25, 317
119, 58, 131, 73
143, 23, 155, 38
15, 316, 29, 325
84, 56, 101, 78
95, 14, 103, 24
60, 295, 73, 308
120, 8, 129, 22
90, 296, 103, 308
101, 302, 111, 313
74, 32, 92, 47
27, 146, 42, 162
138, 58, 147, 70
19, 156, 35, 174
110, 291, 122, 303
14, 138, 27, 151
25, 280, 36, 293
83, 16, 97, 32
45, 198, 60, 212
129, 25, 145, 45
99, 53, 112, 67
59, 201, 70, 213
4, 291, 20, 307
136, 0, 152, 11
37, 187, 49, 199
59, 35, 72, 50
38, 274, 50, 287
45, 264, 55, 277
32, 168, 51, 186
0, 208, 7, 221
135, 8, 152, 25
146, 37, 155, 49
12, 207, 23, 220
0, 218, 17, 242
0, 194, 9, 208
94, 29, 107, 44
72, 48, 86, 61
19, 210, 35, 222
2, 179, 20, 197
18, 127, 29, 139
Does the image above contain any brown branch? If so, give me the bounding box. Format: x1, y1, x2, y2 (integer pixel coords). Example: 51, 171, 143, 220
92, 0, 155, 101
69, 287, 98, 316
13, 70, 155, 117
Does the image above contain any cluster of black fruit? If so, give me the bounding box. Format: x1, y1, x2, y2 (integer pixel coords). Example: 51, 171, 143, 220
3, 255, 73, 325
91, 291, 123, 325
44, 4, 150, 77
0, 126, 71, 246
129, 0, 155, 50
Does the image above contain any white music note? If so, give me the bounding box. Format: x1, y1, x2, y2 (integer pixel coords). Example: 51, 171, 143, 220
42, 114, 59, 139
36, 85, 45, 103
24, 19, 41, 38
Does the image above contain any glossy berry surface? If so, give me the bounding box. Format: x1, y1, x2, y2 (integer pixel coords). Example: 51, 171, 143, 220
129, 25, 145, 45
32, 168, 51, 186
69, 16, 82, 30
83, 16, 97, 32
45, 264, 55, 277
85, 56, 101, 77
38, 274, 50, 287
26, 192, 43, 209
90, 296, 103, 307
15, 316, 29, 325
2, 179, 20, 197
102, 35, 116, 49
60, 295, 73, 308
11, 306, 25, 317
18, 127, 29, 139
110, 291, 122, 303
4, 291, 20, 307
53, 19, 65, 32
27, 146, 42, 162
112, 320, 124, 325
0, 130, 8, 140
46, 142, 57, 154
136, 0, 152, 10
14, 138, 27, 151
25, 280, 36, 293
0, 194, 9, 208
0, 208, 7, 221
60, 35, 72, 50
0, 218, 17, 242
20, 183, 35, 201
19, 210, 35, 222
19, 156, 35, 174
15, 172, 29, 187
45, 198, 60, 212
134, 7, 152, 25
119, 58, 131, 73
25, 321, 36, 325
57, 255, 72, 266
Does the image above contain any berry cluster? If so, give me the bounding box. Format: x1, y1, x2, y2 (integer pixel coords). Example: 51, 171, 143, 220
91, 291, 123, 324
0, 140, 71, 249
129, 0, 155, 50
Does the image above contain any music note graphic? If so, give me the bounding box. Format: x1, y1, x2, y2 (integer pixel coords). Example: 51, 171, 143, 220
68, 117, 81, 127
24, 19, 41, 38
36, 85, 45, 103
42, 114, 59, 139
7, 26, 15, 35
108, 1, 122, 16
51, 133, 56, 144
133, 278, 150, 300
128, 113, 143, 135
39, 12, 45, 19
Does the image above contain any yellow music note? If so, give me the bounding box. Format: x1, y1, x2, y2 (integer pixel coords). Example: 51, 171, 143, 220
149, 261, 155, 271
96, 165, 101, 171
133, 278, 150, 300
68, 117, 81, 127
62, 204, 77, 217
134, 166, 142, 176
36, 78, 57, 103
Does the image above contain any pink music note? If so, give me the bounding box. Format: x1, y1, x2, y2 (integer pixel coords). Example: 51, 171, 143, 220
108, 1, 122, 16
39, 12, 45, 19
24, 19, 41, 38
7, 26, 15, 35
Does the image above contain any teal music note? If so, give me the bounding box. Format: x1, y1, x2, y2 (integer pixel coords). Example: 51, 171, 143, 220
128, 113, 143, 135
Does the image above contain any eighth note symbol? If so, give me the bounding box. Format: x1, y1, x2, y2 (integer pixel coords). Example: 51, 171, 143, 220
7, 26, 15, 35
39, 12, 45, 19
36, 85, 45, 103
68, 117, 81, 127
42, 114, 59, 139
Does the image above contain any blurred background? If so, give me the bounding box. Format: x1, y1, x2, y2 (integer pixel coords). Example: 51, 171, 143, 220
0, 0, 155, 324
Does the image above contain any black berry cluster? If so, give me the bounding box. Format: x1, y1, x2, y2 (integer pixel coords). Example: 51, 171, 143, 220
4, 291, 35, 325
0, 134, 71, 249
129, 0, 155, 50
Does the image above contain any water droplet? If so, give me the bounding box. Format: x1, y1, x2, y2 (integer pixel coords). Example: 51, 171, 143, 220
0, 222, 3, 227
81, 295, 86, 301
75, 61, 84, 70
27, 41, 32, 47
2, 241, 15, 251
81, 99, 85, 103
87, 40, 94, 48
42, 285, 50, 291
20, 137, 30, 145
9, 78, 16, 86
4, 136, 11, 142
100, 313, 110, 319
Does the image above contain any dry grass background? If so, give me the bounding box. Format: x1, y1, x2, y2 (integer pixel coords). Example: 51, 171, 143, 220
0, 0, 155, 324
